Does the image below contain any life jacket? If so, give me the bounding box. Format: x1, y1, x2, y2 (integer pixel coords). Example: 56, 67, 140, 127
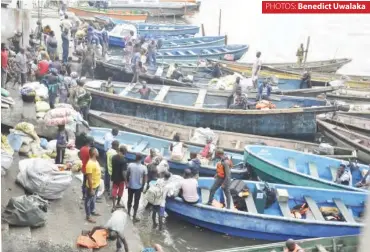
216, 158, 231, 178
284, 244, 304, 252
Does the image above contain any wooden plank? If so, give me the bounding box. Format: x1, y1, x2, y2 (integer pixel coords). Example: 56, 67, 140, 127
333, 198, 356, 223
235, 140, 241, 150
170, 131, 177, 139
119, 83, 136, 96
194, 89, 207, 108
154, 86, 171, 102
288, 158, 296, 171
316, 244, 329, 252
309, 162, 319, 177
245, 196, 258, 214
329, 166, 338, 180
304, 196, 325, 221
132, 141, 149, 153
278, 201, 291, 218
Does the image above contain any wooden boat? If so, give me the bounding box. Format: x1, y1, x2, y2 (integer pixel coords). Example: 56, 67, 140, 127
89, 110, 355, 159
85, 82, 343, 139
103, 0, 199, 17
165, 178, 365, 240
211, 58, 352, 74
322, 112, 370, 135
326, 88, 370, 103
244, 145, 369, 192
317, 120, 370, 164
67, 7, 148, 22
206, 235, 359, 252
89, 127, 248, 178
160, 0, 201, 10
98, 16, 200, 36
157, 45, 249, 62
211, 59, 370, 89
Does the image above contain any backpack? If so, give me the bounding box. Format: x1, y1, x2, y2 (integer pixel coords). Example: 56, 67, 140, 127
263, 182, 276, 209
145, 184, 163, 205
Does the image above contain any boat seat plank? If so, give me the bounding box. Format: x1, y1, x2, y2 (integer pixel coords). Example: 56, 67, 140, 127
245, 196, 258, 214
170, 131, 177, 139
154, 86, 171, 102
288, 158, 296, 171
194, 89, 207, 108
119, 83, 136, 96
212, 49, 222, 54
164, 52, 174, 56
316, 245, 329, 252
177, 51, 186, 56
132, 140, 149, 153
278, 201, 291, 218
329, 166, 338, 181
200, 188, 210, 204
187, 50, 196, 56
201, 49, 212, 55
305, 210, 315, 220
235, 140, 241, 150
308, 162, 319, 178
304, 196, 325, 221
333, 198, 356, 223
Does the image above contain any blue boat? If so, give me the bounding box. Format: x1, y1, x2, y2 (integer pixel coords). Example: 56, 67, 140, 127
244, 145, 369, 192
157, 45, 249, 62
166, 178, 366, 240
86, 83, 343, 139
88, 127, 248, 179
97, 16, 200, 36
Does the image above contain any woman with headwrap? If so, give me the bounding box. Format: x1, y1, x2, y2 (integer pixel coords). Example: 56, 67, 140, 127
46, 31, 58, 61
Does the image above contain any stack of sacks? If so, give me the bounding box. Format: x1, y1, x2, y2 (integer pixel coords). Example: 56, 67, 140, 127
190, 128, 218, 145
22, 82, 49, 101
208, 73, 244, 90
45, 139, 81, 171
1, 135, 14, 175
35, 101, 51, 119
7, 122, 50, 158
16, 158, 72, 200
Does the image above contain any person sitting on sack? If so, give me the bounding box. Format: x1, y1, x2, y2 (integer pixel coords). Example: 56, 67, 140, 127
169, 133, 187, 161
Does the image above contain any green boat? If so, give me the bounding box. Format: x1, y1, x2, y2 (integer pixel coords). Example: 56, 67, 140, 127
206, 235, 358, 252
244, 145, 369, 192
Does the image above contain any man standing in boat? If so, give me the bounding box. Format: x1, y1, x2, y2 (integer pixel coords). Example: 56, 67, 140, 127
137, 84, 158, 100
147, 40, 157, 67
296, 43, 305, 66
252, 51, 262, 89
130, 44, 142, 84
207, 148, 232, 209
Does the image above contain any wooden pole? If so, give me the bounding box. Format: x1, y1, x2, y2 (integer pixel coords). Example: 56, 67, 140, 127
303, 36, 310, 72
218, 9, 222, 36
201, 24, 205, 36
225, 34, 228, 45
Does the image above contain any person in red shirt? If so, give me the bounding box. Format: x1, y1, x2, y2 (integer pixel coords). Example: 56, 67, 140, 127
36, 55, 49, 80
1, 43, 9, 88
80, 136, 94, 200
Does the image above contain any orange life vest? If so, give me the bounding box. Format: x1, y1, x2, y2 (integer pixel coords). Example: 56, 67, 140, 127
216, 158, 232, 178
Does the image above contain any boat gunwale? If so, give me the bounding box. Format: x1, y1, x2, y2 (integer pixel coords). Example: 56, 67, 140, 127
317, 119, 370, 155
89, 126, 248, 174
244, 145, 367, 192
89, 110, 354, 156
67, 6, 149, 17
156, 45, 249, 58
167, 178, 365, 227
86, 88, 337, 115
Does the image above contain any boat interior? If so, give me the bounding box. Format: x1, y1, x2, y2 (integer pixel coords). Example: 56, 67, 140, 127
196, 178, 365, 224
108, 83, 327, 109
89, 127, 245, 169
246, 146, 366, 187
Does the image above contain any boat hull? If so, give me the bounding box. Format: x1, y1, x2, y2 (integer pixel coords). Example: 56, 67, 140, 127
88, 89, 336, 139
67, 7, 148, 22
317, 120, 370, 164
165, 178, 363, 241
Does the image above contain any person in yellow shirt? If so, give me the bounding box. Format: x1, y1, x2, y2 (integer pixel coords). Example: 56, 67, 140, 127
85, 147, 102, 223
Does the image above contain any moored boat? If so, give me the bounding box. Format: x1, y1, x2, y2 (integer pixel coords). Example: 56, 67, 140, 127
67, 7, 148, 22
88, 127, 248, 178
165, 178, 365, 240
205, 235, 359, 252
88, 110, 355, 159
317, 120, 370, 164
85, 83, 342, 139
326, 88, 370, 103
321, 112, 370, 135
244, 145, 369, 192
157, 45, 249, 62
212, 58, 352, 74
102, 0, 199, 17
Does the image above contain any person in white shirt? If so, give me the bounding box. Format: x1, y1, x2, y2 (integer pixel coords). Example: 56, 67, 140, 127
251, 51, 262, 89
335, 164, 352, 186
180, 169, 199, 204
